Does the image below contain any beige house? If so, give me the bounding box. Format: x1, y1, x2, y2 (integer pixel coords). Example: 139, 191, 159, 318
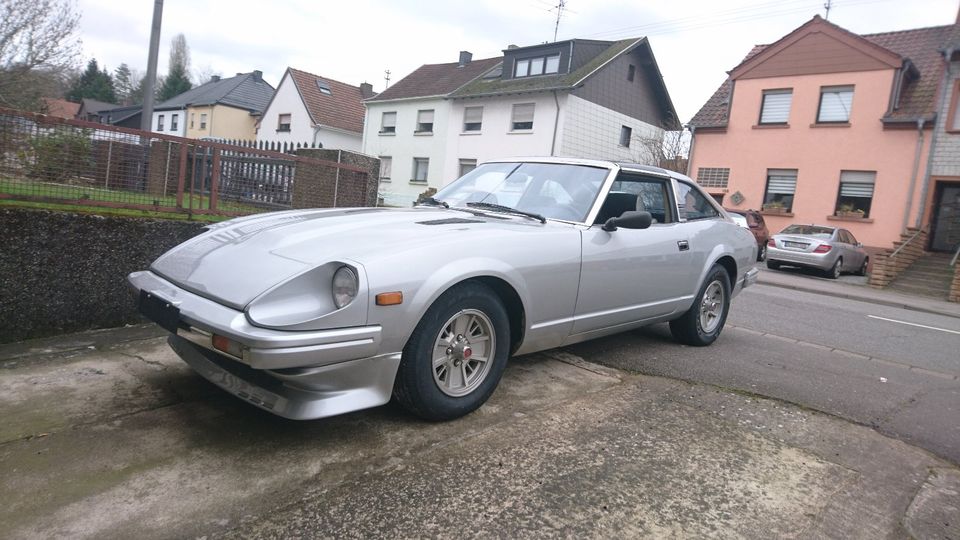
150, 71, 275, 140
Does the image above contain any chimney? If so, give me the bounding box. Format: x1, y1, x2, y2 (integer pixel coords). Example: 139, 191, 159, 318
359, 82, 375, 98
252, 70, 262, 82
210, 75, 220, 82
458, 51, 472, 67
507, 44, 519, 49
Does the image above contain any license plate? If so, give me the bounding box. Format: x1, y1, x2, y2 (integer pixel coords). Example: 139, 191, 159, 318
138, 290, 181, 334
783, 241, 807, 249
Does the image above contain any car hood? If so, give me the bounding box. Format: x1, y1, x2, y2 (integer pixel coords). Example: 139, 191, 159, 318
151, 207, 547, 309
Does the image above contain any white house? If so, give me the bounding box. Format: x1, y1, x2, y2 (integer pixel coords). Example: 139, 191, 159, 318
362, 40, 679, 206
257, 68, 373, 151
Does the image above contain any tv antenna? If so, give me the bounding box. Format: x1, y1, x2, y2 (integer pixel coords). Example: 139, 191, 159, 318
384, 69, 391, 89
553, 0, 566, 42
824, 0, 832, 20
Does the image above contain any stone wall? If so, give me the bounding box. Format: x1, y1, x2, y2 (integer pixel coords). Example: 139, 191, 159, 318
293, 149, 380, 209
0, 208, 204, 343
868, 227, 929, 288
950, 263, 960, 303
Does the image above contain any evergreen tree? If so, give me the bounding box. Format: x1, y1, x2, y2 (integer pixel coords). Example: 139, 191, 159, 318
66, 58, 116, 103
157, 34, 192, 101
113, 63, 135, 105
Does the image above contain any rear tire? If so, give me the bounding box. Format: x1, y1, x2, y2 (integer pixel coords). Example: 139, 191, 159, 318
766, 260, 780, 270
669, 264, 731, 347
828, 258, 843, 279
393, 282, 510, 421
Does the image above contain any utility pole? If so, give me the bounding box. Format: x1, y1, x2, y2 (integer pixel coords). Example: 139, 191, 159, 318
553, 0, 566, 42
384, 69, 391, 89
140, 0, 163, 132
824, 0, 832, 20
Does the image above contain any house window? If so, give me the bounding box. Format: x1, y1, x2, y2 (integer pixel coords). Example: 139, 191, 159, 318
759, 89, 792, 124
763, 169, 798, 212
416, 109, 434, 133
157, 114, 164, 131
511, 103, 535, 131
277, 113, 291, 132
817, 85, 854, 123
627, 64, 636, 82
697, 167, 730, 189
619, 126, 632, 147
412, 158, 429, 183
463, 106, 483, 132
171, 113, 178, 131
379, 156, 392, 182
200, 113, 207, 129
380, 111, 396, 134
459, 159, 477, 177
190, 113, 195, 129
835, 170, 876, 218
514, 54, 561, 77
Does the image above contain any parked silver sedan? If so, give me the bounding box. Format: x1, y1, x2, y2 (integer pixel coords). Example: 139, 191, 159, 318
766, 224, 869, 278
128, 158, 758, 421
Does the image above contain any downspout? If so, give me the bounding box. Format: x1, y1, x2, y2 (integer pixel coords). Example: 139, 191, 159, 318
915, 46, 954, 229
686, 125, 696, 177
902, 118, 925, 232
551, 90, 561, 156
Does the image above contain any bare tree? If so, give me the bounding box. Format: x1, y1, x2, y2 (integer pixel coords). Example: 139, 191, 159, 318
0, 0, 81, 110
635, 129, 690, 174
192, 64, 221, 86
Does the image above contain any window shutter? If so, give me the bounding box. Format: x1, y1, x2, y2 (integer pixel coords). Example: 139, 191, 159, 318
839, 171, 875, 197
819, 87, 854, 122
464, 107, 483, 123
760, 91, 792, 123
512, 103, 535, 123
767, 170, 797, 194
382, 112, 396, 128
418, 110, 434, 124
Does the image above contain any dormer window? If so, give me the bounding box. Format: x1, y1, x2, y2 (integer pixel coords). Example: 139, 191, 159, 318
514, 54, 561, 78
316, 80, 332, 95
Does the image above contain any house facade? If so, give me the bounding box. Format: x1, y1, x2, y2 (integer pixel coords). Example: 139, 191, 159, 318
688, 16, 952, 251
256, 68, 372, 151
925, 27, 960, 255
363, 39, 678, 206
150, 71, 274, 140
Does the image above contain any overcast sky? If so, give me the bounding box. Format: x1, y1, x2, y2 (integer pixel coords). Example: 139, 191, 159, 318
77, 0, 958, 122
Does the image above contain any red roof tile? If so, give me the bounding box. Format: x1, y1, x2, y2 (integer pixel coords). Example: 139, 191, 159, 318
41, 98, 80, 119
689, 19, 954, 128
366, 57, 502, 102
288, 68, 366, 134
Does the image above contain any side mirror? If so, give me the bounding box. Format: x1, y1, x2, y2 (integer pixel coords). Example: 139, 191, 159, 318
602, 210, 652, 232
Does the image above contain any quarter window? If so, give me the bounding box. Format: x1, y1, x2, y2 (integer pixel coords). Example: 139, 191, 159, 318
463, 106, 483, 132
277, 113, 291, 132
834, 170, 875, 218
763, 169, 798, 212
817, 86, 854, 123
676, 182, 720, 221
412, 157, 429, 182
380, 111, 396, 134
511, 103, 535, 131
416, 109, 434, 133
759, 89, 792, 124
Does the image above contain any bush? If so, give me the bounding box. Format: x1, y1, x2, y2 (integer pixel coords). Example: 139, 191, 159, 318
28, 128, 93, 182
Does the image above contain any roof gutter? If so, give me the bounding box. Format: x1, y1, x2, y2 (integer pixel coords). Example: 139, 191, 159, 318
551, 90, 561, 156
903, 117, 926, 232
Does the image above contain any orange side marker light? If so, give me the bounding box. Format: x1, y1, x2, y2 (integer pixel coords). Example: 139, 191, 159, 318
376, 292, 403, 306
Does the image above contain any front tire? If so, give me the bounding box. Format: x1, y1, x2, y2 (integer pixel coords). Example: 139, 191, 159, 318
757, 243, 767, 262
856, 257, 869, 276
393, 282, 510, 421
669, 264, 731, 347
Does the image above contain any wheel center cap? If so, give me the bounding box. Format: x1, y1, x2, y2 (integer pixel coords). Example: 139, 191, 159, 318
462, 346, 472, 360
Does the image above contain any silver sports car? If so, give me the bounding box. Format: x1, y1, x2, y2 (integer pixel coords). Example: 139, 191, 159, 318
129, 157, 759, 421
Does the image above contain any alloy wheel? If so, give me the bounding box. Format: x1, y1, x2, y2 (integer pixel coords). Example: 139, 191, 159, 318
432, 309, 496, 397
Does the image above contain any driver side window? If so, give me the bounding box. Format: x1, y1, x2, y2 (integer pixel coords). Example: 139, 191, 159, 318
594, 175, 672, 225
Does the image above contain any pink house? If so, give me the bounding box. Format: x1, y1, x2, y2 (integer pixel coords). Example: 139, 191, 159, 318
688, 16, 954, 253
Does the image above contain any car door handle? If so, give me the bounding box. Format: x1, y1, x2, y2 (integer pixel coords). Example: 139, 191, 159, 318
677, 240, 690, 251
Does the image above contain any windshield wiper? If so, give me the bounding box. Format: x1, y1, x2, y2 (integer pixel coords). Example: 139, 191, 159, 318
417, 196, 448, 208
466, 202, 546, 223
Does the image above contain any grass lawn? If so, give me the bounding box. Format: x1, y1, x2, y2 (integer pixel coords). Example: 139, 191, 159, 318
0, 176, 264, 221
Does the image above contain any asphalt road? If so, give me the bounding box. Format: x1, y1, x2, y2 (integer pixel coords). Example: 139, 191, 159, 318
566, 282, 960, 465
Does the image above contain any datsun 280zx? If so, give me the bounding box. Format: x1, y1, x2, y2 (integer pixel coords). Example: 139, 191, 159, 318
129, 157, 759, 421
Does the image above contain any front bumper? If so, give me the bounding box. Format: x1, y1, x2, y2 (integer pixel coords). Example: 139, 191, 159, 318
767, 247, 836, 271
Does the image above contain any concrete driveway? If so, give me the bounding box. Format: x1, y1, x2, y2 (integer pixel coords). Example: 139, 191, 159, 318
1, 325, 957, 539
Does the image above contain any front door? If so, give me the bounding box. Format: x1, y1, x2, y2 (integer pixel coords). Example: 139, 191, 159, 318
930, 182, 960, 253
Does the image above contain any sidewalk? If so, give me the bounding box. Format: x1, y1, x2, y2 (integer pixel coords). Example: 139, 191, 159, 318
755, 266, 960, 319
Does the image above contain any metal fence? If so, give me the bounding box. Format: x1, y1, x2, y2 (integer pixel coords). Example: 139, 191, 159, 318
0, 107, 372, 217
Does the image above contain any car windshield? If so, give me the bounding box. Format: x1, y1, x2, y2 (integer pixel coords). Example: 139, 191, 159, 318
780, 224, 834, 239
431, 162, 609, 222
